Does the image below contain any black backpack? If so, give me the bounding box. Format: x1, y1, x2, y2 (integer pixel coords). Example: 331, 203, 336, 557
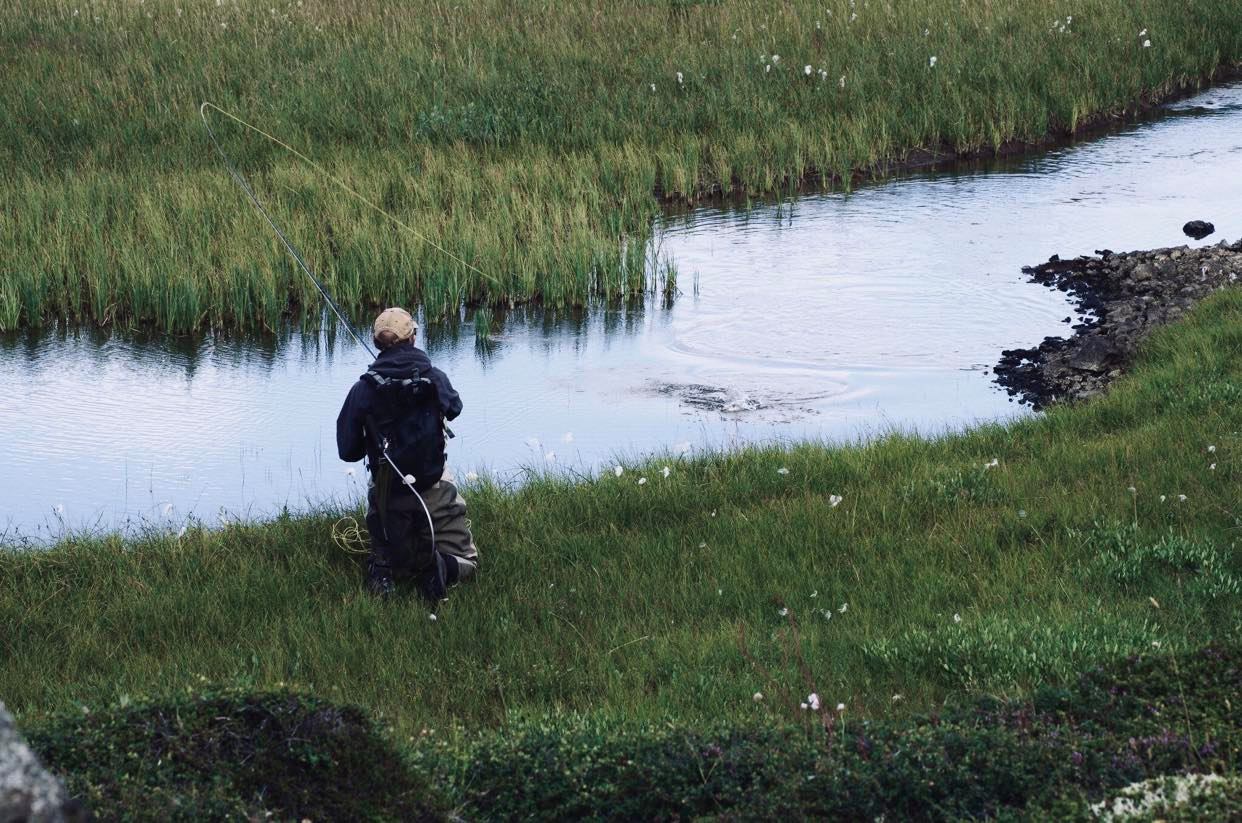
363, 368, 446, 492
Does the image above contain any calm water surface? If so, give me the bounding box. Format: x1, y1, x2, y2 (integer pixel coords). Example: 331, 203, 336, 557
3, 83, 1241, 540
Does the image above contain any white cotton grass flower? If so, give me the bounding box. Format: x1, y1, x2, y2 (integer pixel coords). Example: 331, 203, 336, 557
765, 65, 772, 74
828, 494, 843, 507
662, 466, 671, 478
1178, 494, 1187, 502
892, 693, 904, 702
1160, 495, 1167, 503
177, 526, 187, 539
753, 692, 764, 702
1210, 464, 1217, 471
838, 602, 848, 613
984, 458, 999, 469
1128, 486, 1137, 494
929, 55, 938, 68
638, 477, 647, 486
771, 54, 780, 63
777, 467, 790, 475
838, 75, 846, 88
800, 702, 808, 710
1208, 445, 1216, 453
836, 702, 845, 712
465, 471, 479, 482
676, 71, 684, 85
614, 465, 624, 477
778, 607, 789, 617
650, 83, 656, 92
1139, 28, 1148, 37
806, 693, 821, 711
429, 613, 437, 622
1143, 39, 1151, 48
953, 613, 962, 623
804, 65, 812, 76
810, 590, 818, 598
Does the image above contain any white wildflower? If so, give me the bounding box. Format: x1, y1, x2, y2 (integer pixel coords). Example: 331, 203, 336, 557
771, 54, 780, 63
765, 65, 771, 73
984, 458, 999, 469
828, 494, 843, 507
838, 74, 845, 88
1143, 39, 1151, 48
1139, 28, 1148, 36
800, 702, 809, 710
778, 607, 789, 617
1128, 486, 1137, 494
177, 526, 187, 539
638, 477, 647, 486
1210, 463, 1216, 471
1178, 494, 1187, 502
650, 83, 656, 92
614, 465, 624, 477
838, 603, 848, 613
892, 693, 904, 702
1160, 495, 1167, 503
777, 467, 790, 475
1018, 509, 1028, 519
1208, 445, 1216, 453
836, 702, 845, 712
929, 55, 938, 68
753, 692, 764, 702
429, 614, 437, 622
807, 693, 821, 711
954, 613, 962, 623
465, 471, 479, 482
810, 590, 818, 598
661, 466, 671, 478
804, 65, 812, 76
676, 71, 684, 84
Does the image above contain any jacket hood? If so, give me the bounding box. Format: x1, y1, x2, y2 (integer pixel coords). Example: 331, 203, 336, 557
367, 341, 432, 379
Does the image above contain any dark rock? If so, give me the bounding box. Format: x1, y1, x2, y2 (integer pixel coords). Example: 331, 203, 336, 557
1183, 220, 1215, 240
994, 238, 1242, 408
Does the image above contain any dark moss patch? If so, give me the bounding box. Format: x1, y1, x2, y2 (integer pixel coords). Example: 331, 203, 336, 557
25, 691, 442, 822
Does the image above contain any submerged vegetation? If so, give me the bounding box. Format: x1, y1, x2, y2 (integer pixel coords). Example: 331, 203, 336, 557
2, 0, 1242, 331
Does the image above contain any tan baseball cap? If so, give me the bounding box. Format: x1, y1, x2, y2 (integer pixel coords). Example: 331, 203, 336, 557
372, 307, 417, 341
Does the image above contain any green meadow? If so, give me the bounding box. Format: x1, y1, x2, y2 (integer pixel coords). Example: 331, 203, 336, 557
2, 0, 1241, 331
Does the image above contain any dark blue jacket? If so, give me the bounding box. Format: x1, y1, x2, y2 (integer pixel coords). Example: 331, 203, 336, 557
336, 342, 463, 479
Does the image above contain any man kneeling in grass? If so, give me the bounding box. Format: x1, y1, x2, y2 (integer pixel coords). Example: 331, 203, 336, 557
336, 307, 480, 600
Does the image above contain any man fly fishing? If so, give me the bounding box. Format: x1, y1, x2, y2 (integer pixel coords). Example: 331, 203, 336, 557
336, 307, 480, 600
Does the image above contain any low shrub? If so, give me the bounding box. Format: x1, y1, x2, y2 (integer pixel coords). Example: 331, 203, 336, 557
25, 690, 442, 822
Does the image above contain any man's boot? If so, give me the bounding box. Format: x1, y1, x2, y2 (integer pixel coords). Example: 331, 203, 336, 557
415, 551, 447, 603
366, 563, 396, 599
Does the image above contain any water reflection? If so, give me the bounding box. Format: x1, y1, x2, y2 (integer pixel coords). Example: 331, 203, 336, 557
3, 81, 1241, 541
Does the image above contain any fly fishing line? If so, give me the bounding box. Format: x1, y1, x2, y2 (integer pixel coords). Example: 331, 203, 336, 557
200, 101, 474, 577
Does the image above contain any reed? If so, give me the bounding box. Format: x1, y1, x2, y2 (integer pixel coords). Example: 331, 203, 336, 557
2, 0, 1240, 331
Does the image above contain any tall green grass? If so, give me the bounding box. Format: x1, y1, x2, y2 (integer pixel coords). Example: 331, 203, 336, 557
2, 0, 1240, 331
3, 289, 1239, 733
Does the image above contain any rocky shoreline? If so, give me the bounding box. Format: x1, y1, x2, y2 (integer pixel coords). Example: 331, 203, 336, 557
994, 236, 1242, 408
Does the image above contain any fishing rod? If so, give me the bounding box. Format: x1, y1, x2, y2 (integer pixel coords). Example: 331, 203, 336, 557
201, 101, 459, 587
199, 102, 376, 357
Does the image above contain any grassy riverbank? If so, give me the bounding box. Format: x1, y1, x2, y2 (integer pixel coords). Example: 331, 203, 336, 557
3, 0, 1242, 331
3, 288, 1239, 737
